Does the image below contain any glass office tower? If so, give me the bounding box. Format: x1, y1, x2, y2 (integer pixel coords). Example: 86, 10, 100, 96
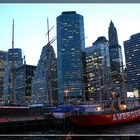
57, 11, 85, 104
84, 37, 111, 102
15, 64, 36, 105
0, 51, 6, 103
32, 44, 57, 105
124, 33, 140, 90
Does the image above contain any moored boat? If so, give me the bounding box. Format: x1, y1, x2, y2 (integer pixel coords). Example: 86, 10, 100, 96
70, 103, 140, 127
0, 104, 50, 123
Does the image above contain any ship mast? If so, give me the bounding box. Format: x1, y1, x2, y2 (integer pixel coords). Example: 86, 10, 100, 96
46, 18, 55, 106
47, 18, 52, 106
80, 36, 87, 102
47, 18, 50, 43
121, 61, 127, 104
11, 19, 16, 104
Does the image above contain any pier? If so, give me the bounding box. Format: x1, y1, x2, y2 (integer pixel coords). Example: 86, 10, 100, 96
0, 107, 73, 133
0, 115, 53, 134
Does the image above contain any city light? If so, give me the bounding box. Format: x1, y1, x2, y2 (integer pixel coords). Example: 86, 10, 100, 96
64, 90, 69, 99
96, 106, 103, 112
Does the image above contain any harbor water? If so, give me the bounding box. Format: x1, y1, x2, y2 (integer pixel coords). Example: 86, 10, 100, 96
0, 121, 139, 140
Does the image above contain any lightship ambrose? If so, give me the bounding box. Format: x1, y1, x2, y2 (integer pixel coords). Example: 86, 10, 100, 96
70, 104, 140, 127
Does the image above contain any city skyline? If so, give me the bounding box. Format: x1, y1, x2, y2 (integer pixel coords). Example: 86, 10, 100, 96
1, 4, 140, 65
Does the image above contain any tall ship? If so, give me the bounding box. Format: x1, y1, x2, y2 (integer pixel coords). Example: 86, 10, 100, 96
0, 19, 55, 125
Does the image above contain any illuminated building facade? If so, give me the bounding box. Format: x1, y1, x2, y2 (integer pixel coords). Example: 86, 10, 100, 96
108, 44, 123, 84
84, 37, 111, 101
3, 48, 23, 104
124, 33, 140, 91
32, 44, 57, 105
57, 11, 85, 104
15, 64, 36, 105
0, 51, 6, 102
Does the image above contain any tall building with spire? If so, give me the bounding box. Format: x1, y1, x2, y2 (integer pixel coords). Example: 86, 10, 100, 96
108, 21, 118, 46
108, 21, 125, 101
57, 11, 85, 104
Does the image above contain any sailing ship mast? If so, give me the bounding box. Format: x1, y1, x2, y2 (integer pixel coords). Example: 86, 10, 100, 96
46, 18, 57, 106
47, 18, 52, 106
11, 19, 16, 104
79, 36, 88, 103
120, 61, 127, 104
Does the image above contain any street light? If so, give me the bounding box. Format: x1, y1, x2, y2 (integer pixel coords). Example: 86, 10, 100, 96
64, 90, 69, 99
111, 91, 116, 99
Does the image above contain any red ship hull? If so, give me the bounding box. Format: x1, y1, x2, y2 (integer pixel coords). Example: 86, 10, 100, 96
71, 109, 140, 126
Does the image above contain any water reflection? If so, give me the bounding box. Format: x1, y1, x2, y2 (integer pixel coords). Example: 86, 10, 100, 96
0, 121, 139, 140
64, 131, 72, 140
69, 121, 140, 134
0, 136, 139, 140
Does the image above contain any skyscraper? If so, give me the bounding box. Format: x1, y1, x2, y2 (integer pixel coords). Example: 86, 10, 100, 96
124, 33, 140, 91
32, 44, 57, 105
57, 11, 85, 104
108, 21, 118, 46
15, 64, 36, 105
109, 43, 123, 84
3, 48, 23, 104
84, 37, 111, 102
0, 51, 6, 103
108, 21, 125, 100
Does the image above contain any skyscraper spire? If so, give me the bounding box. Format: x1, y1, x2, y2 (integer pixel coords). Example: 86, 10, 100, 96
108, 20, 118, 46
110, 20, 114, 27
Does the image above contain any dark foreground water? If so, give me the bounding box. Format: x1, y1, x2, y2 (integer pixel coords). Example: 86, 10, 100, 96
0, 121, 139, 140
